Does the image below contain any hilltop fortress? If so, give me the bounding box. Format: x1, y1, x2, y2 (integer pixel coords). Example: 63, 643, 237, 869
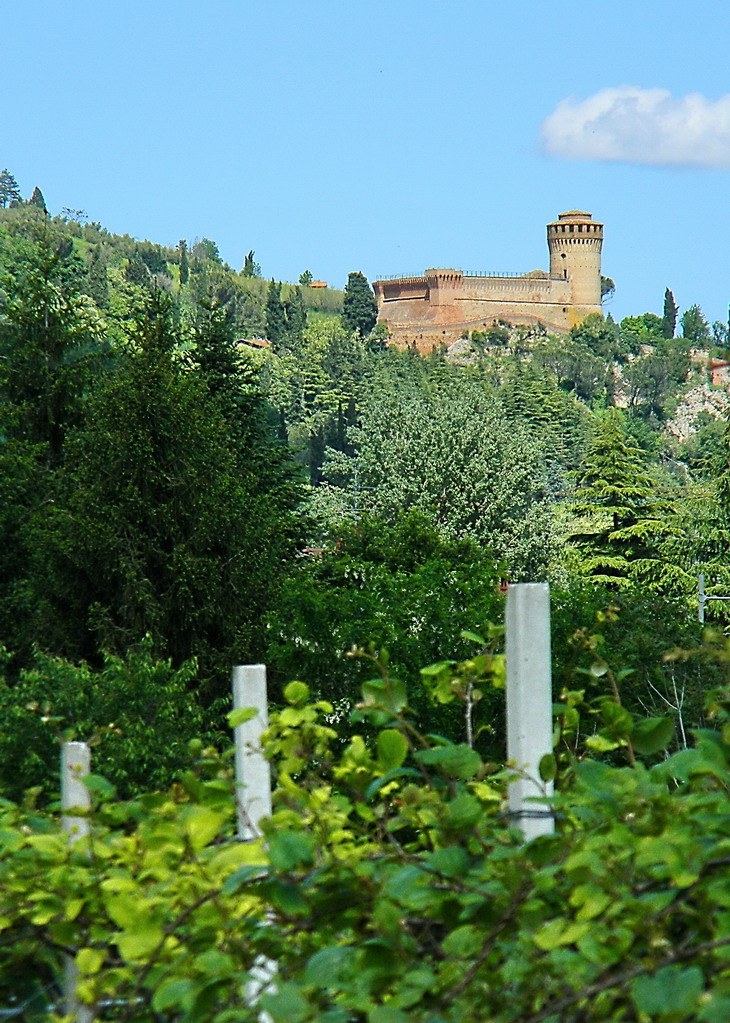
373, 210, 604, 350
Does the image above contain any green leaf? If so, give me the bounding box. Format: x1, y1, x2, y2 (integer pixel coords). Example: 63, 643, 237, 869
365, 767, 421, 802
0, 828, 24, 854
369, 1007, 409, 1023
194, 949, 236, 976
221, 864, 268, 895
654, 747, 726, 783
426, 846, 469, 877
698, 993, 730, 1022
305, 946, 356, 987
420, 660, 456, 677
268, 829, 315, 871
105, 894, 139, 930
416, 744, 481, 779
25, 834, 65, 858
284, 681, 310, 706
361, 677, 407, 712
600, 699, 633, 737
261, 981, 308, 1023
446, 793, 482, 829
533, 918, 590, 951
228, 707, 258, 728
573, 758, 615, 792
116, 924, 165, 961
569, 885, 612, 922
539, 753, 557, 782
181, 806, 225, 851
83, 774, 117, 800
76, 947, 105, 975
268, 880, 309, 916
460, 630, 486, 645
442, 924, 482, 957
391, 968, 438, 1009
384, 865, 431, 910
631, 965, 703, 1017
377, 729, 409, 770
585, 734, 622, 752
631, 716, 675, 755
489, 654, 506, 690
152, 979, 198, 1013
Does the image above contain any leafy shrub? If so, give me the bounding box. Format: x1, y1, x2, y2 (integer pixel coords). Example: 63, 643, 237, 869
0, 640, 221, 801
1, 640, 730, 1021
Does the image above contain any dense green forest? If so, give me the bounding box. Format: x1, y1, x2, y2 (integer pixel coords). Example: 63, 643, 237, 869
1, 178, 728, 793
2, 176, 730, 1021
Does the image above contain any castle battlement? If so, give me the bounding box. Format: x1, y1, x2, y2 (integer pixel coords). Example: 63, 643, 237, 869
373, 211, 603, 350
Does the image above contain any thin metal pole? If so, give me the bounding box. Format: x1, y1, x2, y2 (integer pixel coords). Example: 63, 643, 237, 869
699, 573, 705, 624
61, 742, 94, 1023
505, 583, 555, 841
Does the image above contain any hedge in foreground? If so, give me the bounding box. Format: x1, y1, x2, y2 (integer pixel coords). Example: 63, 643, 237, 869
1, 637, 730, 1022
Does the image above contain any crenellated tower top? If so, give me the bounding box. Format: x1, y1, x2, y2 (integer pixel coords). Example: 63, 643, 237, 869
547, 211, 603, 313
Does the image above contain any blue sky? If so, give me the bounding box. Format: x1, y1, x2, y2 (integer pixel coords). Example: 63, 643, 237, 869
4, 0, 730, 325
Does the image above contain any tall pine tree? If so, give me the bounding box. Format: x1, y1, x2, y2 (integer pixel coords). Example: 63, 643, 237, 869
569, 411, 677, 589
0, 169, 21, 207
35, 291, 303, 681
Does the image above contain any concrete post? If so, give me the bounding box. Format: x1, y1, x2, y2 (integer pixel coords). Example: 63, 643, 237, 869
505, 583, 555, 840
61, 742, 91, 841
61, 742, 94, 1023
232, 665, 272, 841
232, 666, 276, 1017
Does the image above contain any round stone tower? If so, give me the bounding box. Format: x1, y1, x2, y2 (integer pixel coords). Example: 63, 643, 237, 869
547, 210, 603, 318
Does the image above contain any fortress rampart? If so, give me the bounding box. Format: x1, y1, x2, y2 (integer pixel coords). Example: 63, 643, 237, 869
373, 211, 603, 350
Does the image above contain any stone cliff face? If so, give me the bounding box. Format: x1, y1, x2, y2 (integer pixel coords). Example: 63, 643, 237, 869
665, 382, 729, 442
373, 212, 603, 351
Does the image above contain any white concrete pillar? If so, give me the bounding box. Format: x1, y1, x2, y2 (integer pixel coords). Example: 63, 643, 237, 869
61, 742, 91, 841
232, 664, 272, 841
61, 742, 94, 1022
232, 666, 276, 1019
505, 583, 555, 840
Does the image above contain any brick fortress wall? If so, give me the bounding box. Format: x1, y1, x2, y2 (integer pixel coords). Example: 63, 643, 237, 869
373, 211, 603, 351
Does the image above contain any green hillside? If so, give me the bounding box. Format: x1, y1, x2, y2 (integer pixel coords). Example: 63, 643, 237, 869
0, 178, 729, 798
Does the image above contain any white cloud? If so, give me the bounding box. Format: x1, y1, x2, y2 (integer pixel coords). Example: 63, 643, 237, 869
542, 86, 730, 169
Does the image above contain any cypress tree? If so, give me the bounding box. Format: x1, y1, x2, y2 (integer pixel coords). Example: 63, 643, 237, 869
681, 304, 711, 345
179, 240, 189, 285
125, 249, 151, 289
265, 280, 286, 347
28, 186, 47, 211
242, 250, 260, 278
284, 286, 307, 347
192, 290, 242, 416
342, 271, 378, 338
662, 288, 678, 339
85, 245, 109, 308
